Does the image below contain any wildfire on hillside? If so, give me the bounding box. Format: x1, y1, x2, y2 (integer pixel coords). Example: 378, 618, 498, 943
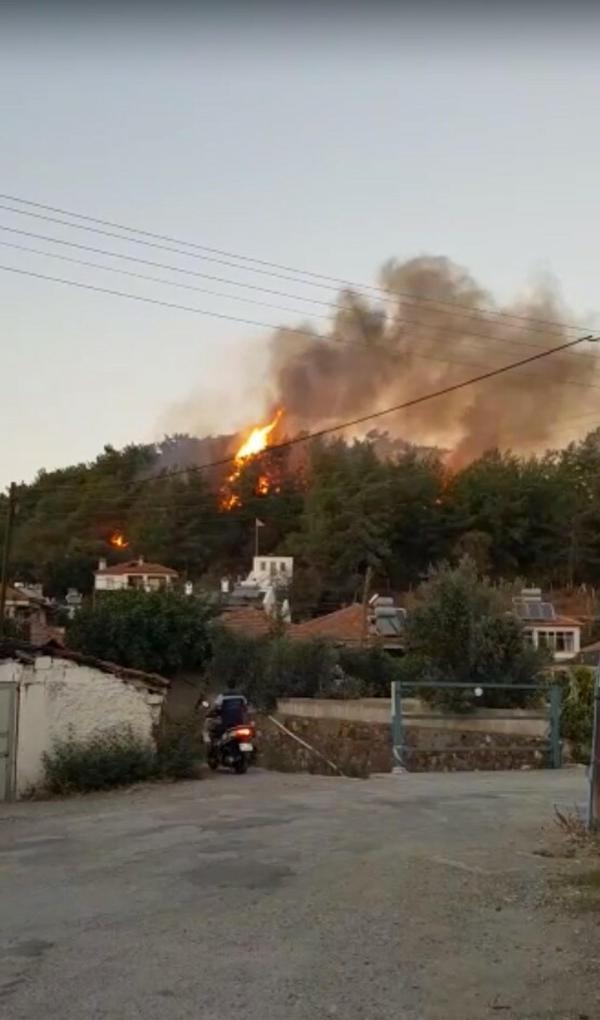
220, 409, 283, 510
110, 530, 129, 549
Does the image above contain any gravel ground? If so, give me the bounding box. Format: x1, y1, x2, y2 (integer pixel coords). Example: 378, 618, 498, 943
0, 767, 598, 1020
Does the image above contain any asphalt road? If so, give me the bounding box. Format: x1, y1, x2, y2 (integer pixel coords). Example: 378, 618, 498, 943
0, 768, 597, 1020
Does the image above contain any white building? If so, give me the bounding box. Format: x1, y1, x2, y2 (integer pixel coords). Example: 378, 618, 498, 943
0, 648, 169, 800
94, 557, 178, 593
248, 555, 293, 590
513, 589, 581, 662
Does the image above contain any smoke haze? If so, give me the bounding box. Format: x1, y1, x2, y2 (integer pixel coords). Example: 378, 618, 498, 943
161, 256, 600, 469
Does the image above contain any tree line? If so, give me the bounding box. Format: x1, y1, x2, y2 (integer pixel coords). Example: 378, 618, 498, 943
5, 427, 600, 612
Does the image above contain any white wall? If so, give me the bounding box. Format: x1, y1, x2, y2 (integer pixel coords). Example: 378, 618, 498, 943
251, 556, 293, 587
95, 574, 174, 592
527, 626, 581, 661
0, 657, 166, 796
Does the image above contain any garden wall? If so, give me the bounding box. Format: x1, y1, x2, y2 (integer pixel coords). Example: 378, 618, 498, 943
259, 697, 554, 776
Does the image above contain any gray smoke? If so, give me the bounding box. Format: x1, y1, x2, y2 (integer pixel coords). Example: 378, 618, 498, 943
265, 256, 598, 467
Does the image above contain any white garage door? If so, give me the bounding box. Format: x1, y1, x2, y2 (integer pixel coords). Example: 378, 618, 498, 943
0, 684, 16, 800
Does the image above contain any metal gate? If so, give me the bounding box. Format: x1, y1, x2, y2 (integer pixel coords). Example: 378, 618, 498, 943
391, 681, 562, 771
0, 684, 16, 800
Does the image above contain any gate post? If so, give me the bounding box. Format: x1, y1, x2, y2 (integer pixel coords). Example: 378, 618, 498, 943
548, 683, 562, 769
391, 681, 405, 772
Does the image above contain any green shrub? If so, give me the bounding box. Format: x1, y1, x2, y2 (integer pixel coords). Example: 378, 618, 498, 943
43, 726, 158, 794
155, 719, 203, 779
560, 666, 595, 762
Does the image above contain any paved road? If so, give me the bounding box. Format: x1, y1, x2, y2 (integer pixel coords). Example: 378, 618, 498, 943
0, 768, 596, 1019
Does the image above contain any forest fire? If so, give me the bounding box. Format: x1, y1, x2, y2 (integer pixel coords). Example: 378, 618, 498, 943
109, 530, 129, 549
220, 409, 283, 510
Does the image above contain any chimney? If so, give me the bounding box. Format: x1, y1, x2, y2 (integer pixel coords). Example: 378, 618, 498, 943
138, 556, 145, 565
98, 557, 107, 572
221, 577, 231, 594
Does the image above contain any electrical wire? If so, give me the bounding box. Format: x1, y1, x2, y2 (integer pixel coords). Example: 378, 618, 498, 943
0, 319, 594, 501
6, 409, 600, 523
4, 222, 596, 361
4, 256, 600, 399
1, 191, 594, 336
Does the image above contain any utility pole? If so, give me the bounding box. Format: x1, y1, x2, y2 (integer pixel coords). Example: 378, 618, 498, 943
0, 483, 16, 639
360, 565, 373, 647
589, 666, 600, 830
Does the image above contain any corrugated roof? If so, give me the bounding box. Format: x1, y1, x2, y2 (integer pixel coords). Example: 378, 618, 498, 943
95, 560, 178, 578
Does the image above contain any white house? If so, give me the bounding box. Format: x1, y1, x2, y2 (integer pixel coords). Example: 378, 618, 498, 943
512, 589, 581, 662
0, 646, 169, 800
248, 555, 293, 590
94, 557, 178, 593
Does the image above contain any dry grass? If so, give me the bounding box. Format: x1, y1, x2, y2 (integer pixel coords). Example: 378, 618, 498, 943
552, 806, 600, 912
553, 805, 591, 844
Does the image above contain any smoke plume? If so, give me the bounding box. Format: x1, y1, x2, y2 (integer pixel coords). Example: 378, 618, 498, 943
264, 256, 598, 467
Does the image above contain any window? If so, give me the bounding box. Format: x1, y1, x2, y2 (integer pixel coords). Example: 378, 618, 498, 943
270, 561, 277, 576
260, 561, 266, 572
280, 561, 287, 573
536, 630, 575, 653
556, 631, 574, 653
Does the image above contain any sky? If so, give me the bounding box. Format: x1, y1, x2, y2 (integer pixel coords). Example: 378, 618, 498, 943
3, 4, 600, 489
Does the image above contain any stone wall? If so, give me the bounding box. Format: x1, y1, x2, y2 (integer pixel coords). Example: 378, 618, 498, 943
258, 710, 554, 777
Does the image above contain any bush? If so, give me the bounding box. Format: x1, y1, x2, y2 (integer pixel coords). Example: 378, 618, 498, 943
399, 558, 549, 710
67, 589, 214, 677
338, 646, 400, 697
155, 719, 203, 779
560, 666, 595, 762
43, 726, 157, 794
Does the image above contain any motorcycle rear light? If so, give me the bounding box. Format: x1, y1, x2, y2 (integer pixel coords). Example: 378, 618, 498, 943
233, 727, 253, 738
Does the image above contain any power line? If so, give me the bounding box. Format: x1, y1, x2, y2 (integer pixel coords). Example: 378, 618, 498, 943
4, 328, 595, 502
6, 406, 600, 519
3, 248, 600, 388
4, 221, 594, 360
6, 413, 600, 526
0, 239, 334, 323
1, 191, 594, 336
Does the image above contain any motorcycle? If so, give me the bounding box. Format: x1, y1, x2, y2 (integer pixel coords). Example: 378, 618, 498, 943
202, 704, 255, 774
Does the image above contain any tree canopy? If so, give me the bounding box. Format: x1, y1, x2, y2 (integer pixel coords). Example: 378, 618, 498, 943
6, 427, 600, 613
67, 589, 215, 677
397, 558, 550, 708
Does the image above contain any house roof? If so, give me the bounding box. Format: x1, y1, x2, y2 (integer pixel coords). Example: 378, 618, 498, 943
290, 602, 407, 647
95, 560, 178, 578
4, 584, 46, 605
0, 639, 170, 693
290, 604, 367, 644
523, 615, 581, 629
216, 606, 274, 639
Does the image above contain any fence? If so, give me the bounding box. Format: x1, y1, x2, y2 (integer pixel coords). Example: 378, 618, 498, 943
391, 681, 562, 772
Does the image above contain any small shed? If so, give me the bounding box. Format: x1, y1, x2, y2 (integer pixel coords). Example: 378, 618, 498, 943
0, 641, 169, 800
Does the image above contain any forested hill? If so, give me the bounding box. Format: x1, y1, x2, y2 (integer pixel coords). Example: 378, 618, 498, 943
4, 428, 600, 613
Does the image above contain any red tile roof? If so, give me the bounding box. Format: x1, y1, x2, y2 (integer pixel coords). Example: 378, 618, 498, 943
290, 604, 366, 644
217, 606, 274, 639
95, 560, 178, 577
524, 615, 581, 629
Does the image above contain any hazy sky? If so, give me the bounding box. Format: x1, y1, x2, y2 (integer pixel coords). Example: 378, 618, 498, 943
3, 6, 600, 488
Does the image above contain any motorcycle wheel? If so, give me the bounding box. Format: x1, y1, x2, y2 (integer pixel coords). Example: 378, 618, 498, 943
233, 756, 248, 775
207, 753, 219, 771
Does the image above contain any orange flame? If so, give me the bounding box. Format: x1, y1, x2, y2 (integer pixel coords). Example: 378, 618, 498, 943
220, 409, 283, 509
110, 531, 129, 549
233, 408, 282, 463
